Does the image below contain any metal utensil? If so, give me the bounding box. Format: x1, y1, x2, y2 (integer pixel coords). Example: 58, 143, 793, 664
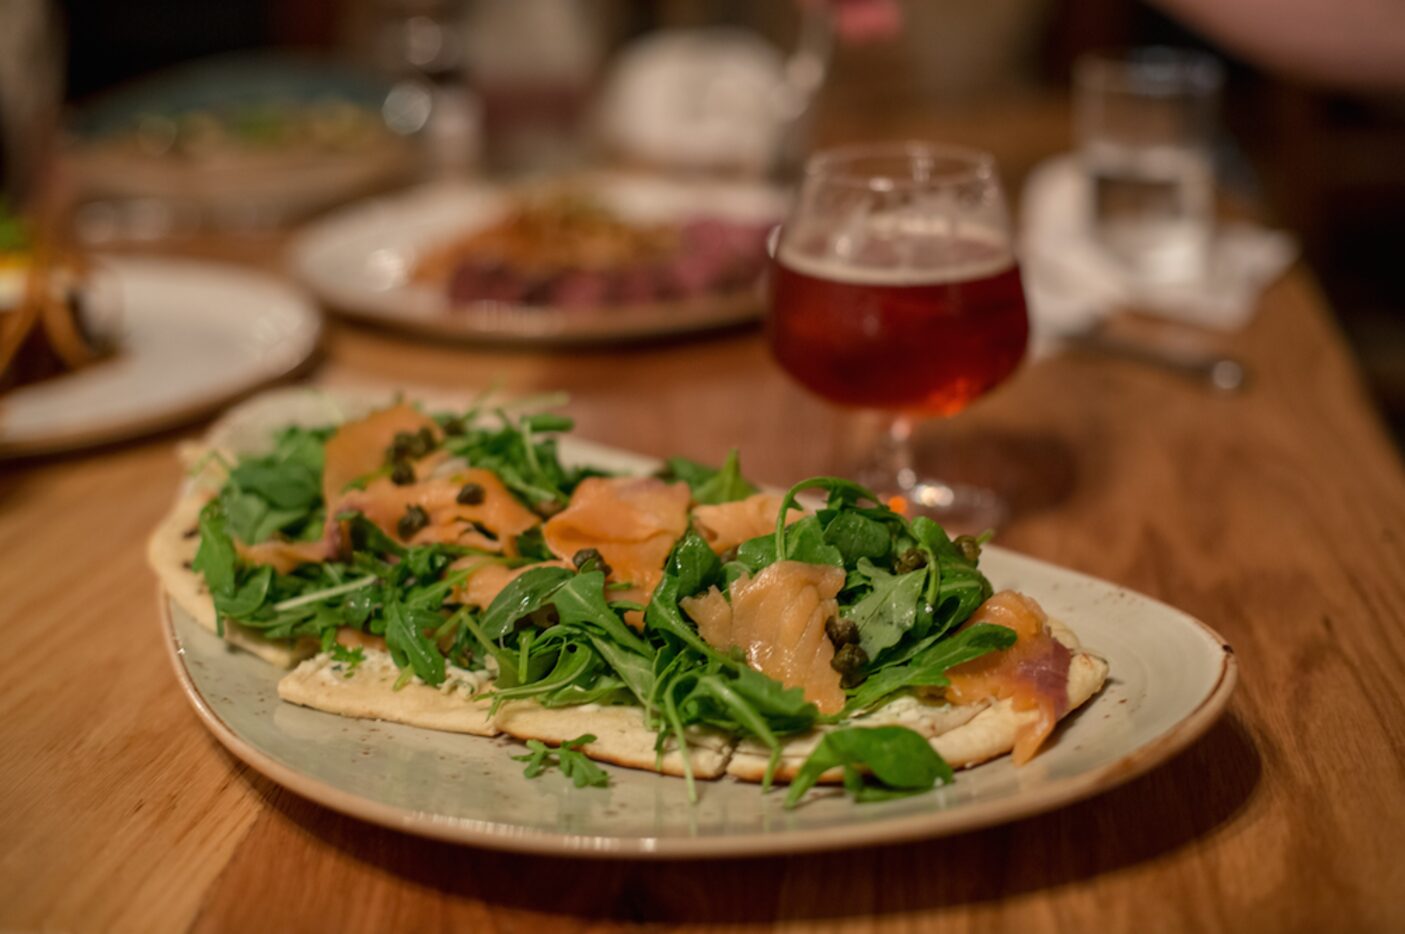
1064, 327, 1249, 392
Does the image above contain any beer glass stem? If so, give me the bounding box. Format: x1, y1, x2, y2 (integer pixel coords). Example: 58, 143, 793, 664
865, 413, 1007, 534
883, 414, 920, 492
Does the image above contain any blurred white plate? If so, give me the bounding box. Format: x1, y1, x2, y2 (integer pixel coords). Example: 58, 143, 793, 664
288, 174, 788, 345
0, 257, 321, 457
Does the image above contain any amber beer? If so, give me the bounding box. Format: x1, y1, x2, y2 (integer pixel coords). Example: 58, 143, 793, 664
767, 239, 1029, 415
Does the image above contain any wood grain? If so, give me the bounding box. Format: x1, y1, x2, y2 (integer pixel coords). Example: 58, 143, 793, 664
3, 112, 1405, 932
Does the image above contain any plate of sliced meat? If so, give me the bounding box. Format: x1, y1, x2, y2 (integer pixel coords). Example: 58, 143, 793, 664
287, 173, 786, 345
148, 387, 1236, 858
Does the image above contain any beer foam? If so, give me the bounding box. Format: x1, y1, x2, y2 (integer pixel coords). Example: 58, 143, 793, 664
777, 219, 1013, 286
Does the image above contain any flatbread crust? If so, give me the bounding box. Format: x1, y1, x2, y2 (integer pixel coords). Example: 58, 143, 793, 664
725, 621, 1109, 783
147, 485, 316, 669
278, 650, 499, 737
276, 650, 733, 775
494, 702, 734, 779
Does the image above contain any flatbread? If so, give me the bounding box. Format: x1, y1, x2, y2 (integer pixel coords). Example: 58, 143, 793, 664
151, 387, 1112, 788
278, 650, 499, 737
494, 701, 734, 779
725, 621, 1109, 783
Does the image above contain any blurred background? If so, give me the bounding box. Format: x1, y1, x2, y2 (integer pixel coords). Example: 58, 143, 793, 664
12, 0, 1405, 444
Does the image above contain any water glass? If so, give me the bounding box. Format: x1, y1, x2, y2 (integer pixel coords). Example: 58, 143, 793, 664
1075, 48, 1224, 284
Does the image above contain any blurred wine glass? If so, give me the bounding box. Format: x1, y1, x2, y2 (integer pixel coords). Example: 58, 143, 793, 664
767, 141, 1029, 531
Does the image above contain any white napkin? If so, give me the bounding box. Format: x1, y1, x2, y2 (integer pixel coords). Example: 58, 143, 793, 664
1019, 154, 1298, 348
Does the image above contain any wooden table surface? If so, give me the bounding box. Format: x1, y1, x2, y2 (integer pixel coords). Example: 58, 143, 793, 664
4, 106, 1405, 932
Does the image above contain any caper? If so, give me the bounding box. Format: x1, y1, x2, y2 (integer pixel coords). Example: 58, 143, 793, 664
456, 481, 486, 505
572, 547, 613, 577
954, 535, 982, 564
389, 427, 438, 464
390, 460, 416, 486
440, 415, 466, 437
396, 504, 430, 540
825, 615, 860, 647
895, 547, 927, 574
388, 430, 416, 462
830, 642, 869, 678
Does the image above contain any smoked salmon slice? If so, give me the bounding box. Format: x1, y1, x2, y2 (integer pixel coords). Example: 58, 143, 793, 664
235, 538, 333, 574
691, 492, 803, 555
335, 467, 539, 554
321, 403, 437, 504
681, 560, 848, 715
543, 476, 690, 601
237, 405, 434, 570
942, 591, 1073, 764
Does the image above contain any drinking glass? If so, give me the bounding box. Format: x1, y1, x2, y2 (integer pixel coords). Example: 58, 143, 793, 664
767, 141, 1029, 531
1075, 48, 1223, 284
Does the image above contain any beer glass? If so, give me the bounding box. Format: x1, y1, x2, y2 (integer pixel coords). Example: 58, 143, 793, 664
767, 142, 1029, 529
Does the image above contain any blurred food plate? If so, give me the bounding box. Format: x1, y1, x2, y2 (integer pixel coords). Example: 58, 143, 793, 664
69, 54, 416, 232
288, 173, 788, 344
0, 257, 320, 457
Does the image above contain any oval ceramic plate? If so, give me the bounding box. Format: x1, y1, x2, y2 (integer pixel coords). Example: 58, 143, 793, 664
287, 174, 787, 345
0, 257, 321, 457
159, 434, 1235, 859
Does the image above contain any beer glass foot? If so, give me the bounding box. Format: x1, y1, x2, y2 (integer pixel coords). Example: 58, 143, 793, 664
857, 414, 1008, 535
891, 478, 1007, 536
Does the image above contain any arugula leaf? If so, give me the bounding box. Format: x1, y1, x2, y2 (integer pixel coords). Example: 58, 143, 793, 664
843, 623, 1017, 713
822, 510, 891, 566
330, 643, 365, 674
384, 588, 446, 686
513, 527, 554, 562
479, 566, 574, 640
584, 635, 655, 708
220, 565, 275, 619
442, 409, 591, 513
551, 571, 651, 656
523, 413, 574, 433
663, 450, 759, 505
227, 461, 319, 511
340, 512, 406, 558
645, 575, 714, 657
772, 477, 885, 556
193, 503, 237, 600
910, 517, 993, 638
785, 726, 953, 808
731, 515, 843, 578
511, 734, 610, 788
846, 560, 926, 659
665, 528, 724, 597
490, 640, 596, 704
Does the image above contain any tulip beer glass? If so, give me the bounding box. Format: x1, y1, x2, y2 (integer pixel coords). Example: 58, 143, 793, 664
767, 142, 1029, 529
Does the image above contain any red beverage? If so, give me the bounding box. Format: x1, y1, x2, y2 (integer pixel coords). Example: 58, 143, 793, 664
767, 239, 1029, 416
